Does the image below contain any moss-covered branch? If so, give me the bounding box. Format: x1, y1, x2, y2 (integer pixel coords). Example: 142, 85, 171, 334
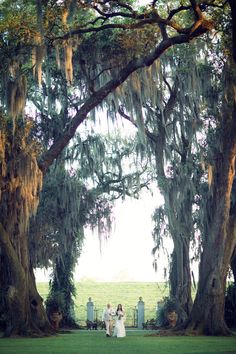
39, 27, 211, 173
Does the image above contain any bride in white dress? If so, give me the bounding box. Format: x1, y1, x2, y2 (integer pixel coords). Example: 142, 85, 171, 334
113, 304, 126, 338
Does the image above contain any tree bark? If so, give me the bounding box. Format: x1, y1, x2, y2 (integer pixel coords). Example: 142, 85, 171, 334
170, 237, 193, 323
0, 137, 54, 336
185, 204, 236, 334
0, 224, 53, 336
166, 185, 193, 323
185, 58, 236, 335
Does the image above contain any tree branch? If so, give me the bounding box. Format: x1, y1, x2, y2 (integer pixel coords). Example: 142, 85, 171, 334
118, 106, 158, 144
53, 1, 215, 42
39, 23, 212, 174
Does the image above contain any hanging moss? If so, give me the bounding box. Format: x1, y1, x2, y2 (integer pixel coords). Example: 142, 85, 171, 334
55, 44, 61, 70
32, 45, 46, 86
64, 41, 73, 84
0, 116, 42, 241
6, 58, 27, 121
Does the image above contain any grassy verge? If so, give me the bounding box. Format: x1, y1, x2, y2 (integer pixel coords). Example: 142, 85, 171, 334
0, 330, 236, 354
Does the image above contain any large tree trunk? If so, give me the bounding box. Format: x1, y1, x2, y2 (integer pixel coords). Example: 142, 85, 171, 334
185, 201, 236, 334
170, 237, 193, 323
185, 58, 236, 335
169, 178, 194, 322
0, 128, 53, 336
0, 223, 53, 337
152, 79, 193, 324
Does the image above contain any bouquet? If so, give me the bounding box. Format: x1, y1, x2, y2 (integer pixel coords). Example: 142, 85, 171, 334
118, 312, 123, 320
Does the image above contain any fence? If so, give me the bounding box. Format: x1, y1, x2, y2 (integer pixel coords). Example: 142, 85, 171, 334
76, 303, 158, 328
36, 282, 169, 328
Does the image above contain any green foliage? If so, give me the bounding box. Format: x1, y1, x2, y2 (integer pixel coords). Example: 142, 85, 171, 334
225, 283, 236, 329
45, 291, 65, 315
156, 296, 179, 327
152, 206, 169, 256
29, 165, 84, 268
0, 0, 38, 45
31, 159, 113, 327
46, 253, 78, 328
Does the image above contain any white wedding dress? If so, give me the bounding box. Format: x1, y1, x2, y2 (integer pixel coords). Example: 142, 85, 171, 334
113, 310, 126, 338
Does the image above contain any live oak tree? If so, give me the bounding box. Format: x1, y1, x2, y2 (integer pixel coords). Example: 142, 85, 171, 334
170, 2, 236, 334
0, 0, 225, 336
185, 64, 236, 333
151, 4, 236, 334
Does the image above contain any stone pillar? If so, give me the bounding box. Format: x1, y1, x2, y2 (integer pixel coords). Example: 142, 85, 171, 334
156, 300, 164, 326
87, 297, 94, 322
137, 296, 145, 329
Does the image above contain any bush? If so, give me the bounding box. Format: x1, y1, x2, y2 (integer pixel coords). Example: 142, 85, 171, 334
225, 283, 236, 328
45, 292, 65, 330
156, 297, 178, 327
45, 291, 65, 316
142, 318, 158, 330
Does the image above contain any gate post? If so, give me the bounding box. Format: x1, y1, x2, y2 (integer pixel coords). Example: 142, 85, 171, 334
137, 296, 145, 329
87, 297, 94, 322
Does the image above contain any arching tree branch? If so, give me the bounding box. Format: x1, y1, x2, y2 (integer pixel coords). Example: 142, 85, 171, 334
39, 3, 213, 174
52, 1, 215, 42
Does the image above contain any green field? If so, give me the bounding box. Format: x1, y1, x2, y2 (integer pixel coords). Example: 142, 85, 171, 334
37, 281, 169, 326
1, 330, 236, 354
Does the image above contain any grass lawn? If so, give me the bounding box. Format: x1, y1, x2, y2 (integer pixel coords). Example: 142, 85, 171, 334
37, 281, 169, 326
0, 330, 236, 354
37, 281, 169, 309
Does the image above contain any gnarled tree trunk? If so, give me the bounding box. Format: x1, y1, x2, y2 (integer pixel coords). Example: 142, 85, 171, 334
0, 222, 53, 337
0, 126, 53, 336
185, 58, 236, 335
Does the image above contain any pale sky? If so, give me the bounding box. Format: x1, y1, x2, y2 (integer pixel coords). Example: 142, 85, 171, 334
75, 189, 168, 282
35, 188, 171, 283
